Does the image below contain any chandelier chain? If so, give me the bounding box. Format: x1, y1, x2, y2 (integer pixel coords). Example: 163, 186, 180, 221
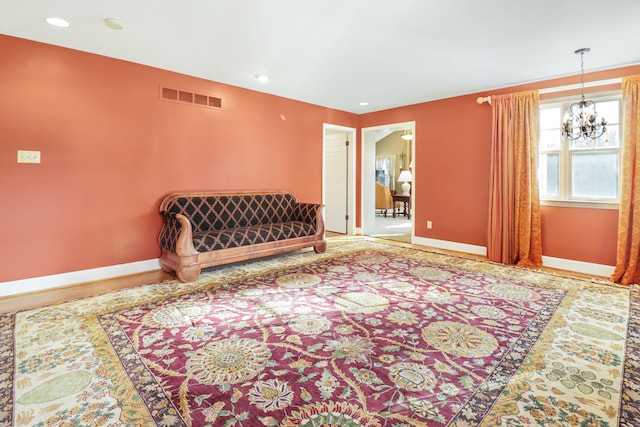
579, 51, 586, 102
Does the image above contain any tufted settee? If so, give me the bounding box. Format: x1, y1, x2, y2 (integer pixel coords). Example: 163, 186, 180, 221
158, 191, 326, 282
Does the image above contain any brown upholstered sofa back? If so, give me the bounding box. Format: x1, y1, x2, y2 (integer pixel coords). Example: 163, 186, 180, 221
162, 193, 297, 233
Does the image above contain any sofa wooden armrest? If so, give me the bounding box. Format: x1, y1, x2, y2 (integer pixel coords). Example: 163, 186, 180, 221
159, 211, 198, 257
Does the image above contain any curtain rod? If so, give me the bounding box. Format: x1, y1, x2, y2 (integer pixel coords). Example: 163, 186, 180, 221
476, 77, 622, 104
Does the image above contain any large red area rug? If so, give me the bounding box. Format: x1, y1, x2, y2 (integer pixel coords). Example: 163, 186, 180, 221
3, 241, 640, 426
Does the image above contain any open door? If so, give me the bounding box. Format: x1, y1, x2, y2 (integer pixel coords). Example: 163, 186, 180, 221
323, 124, 356, 235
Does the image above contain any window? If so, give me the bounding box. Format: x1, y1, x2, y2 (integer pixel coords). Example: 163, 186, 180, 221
538, 93, 622, 206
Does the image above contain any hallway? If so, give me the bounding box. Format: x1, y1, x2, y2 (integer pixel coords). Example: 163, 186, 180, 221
367, 214, 411, 243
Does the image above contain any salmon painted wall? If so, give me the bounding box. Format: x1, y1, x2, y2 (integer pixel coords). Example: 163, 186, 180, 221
361, 65, 640, 267
0, 35, 358, 283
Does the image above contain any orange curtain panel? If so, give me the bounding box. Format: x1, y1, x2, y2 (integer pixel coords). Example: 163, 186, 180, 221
611, 75, 640, 285
487, 91, 542, 267
487, 94, 515, 264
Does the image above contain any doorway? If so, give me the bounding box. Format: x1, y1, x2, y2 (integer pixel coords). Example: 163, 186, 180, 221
323, 124, 356, 235
362, 121, 415, 243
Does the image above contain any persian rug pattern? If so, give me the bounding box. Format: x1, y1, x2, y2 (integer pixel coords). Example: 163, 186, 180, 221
3, 241, 640, 426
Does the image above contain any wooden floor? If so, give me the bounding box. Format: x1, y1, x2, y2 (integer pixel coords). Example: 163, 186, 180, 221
0, 270, 173, 314
0, 234, 605, 314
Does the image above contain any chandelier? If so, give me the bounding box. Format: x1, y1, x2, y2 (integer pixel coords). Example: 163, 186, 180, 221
401, 129, 413, 140
561, 48, 607, 143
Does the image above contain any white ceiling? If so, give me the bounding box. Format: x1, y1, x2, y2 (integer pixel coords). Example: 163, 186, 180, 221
2, 0, 640, 114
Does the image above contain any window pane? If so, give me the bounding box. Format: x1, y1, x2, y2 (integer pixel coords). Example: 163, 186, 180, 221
539, 153, 559, 197
570, 136, 593, 150
540, 130, 561, 151
540, 107, 561, 129
571, 151, 619, 199
595, 100, 619, 125
596, 124, 619, 148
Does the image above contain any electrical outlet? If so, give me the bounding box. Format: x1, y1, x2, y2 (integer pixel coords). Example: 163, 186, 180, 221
17, 150, 41, 164
427, 220, 433, 229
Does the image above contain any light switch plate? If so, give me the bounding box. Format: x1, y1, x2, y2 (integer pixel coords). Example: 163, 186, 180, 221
17, 150, 41, 164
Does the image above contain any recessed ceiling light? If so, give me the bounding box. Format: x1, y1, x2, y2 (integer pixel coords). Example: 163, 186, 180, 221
104, 18, 124, 30
256, 74, 269, 83
359, 102, 369, 106
45, 17, 70, 28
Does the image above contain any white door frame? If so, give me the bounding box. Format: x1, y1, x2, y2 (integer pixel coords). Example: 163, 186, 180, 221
361, 121, 416, 240
323, 123, 357, 235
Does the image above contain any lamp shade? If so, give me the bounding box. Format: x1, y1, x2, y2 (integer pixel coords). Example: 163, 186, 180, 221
398, 170, 412, 183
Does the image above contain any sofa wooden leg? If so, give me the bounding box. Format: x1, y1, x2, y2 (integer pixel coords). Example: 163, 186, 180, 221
176, 266, 201, 283
314, 241, 327, 254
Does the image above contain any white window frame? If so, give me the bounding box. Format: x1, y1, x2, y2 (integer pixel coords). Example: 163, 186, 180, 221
539, 91, 622, 210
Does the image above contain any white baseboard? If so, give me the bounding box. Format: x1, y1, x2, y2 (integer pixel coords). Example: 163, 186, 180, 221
541, 256, 614, 278
413, 236, 613, 278
412, 236, 487, 256
0, 259, 161, 298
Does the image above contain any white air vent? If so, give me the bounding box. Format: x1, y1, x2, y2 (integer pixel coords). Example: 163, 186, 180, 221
161, 86, 222, 110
